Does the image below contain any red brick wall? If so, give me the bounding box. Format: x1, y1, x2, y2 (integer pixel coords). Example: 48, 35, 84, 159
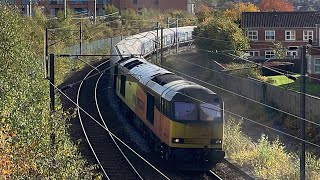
113, 0, 187, 11
246, 28, 317, 57
159, 0, 187, 11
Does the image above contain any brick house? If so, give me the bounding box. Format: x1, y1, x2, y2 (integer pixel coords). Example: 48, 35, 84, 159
241, 12, 320, 59
10, 0, 194, 17
11, 0, 110, 17
307, 47, 320, 79
242, 11, 320, 78
113, 0, 194, 14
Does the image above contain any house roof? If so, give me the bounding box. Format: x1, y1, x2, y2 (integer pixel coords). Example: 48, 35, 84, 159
242, 12, 320, 28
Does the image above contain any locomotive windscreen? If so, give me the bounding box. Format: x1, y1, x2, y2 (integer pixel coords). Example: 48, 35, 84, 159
173, 93, 222, 121
174, 102, 197, 121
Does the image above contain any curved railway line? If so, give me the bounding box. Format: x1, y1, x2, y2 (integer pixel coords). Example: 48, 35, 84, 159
68, 59, 253, 180
76, 60, 173, 179
59, 25, 256, 180
77, 60, 142, 179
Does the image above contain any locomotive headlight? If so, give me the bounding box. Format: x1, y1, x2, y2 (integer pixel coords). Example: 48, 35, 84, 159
210, 139, 222, 144
172, 138, 184, 144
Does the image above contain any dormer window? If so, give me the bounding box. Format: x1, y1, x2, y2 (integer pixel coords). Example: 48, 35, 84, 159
285, 30, 295, 41
265, 30, 275, 40
247, 30, 258, 41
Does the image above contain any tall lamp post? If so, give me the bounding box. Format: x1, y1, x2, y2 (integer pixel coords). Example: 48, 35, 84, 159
300, 45, 307, 180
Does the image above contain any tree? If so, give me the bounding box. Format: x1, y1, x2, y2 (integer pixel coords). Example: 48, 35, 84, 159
165, 9, 196, 27
193, 17, 249, 63
274, 42, 286, 59
195, 4, 212, 23
259, 0, 294, 12
223, 2, 259, 22
0, 6, 96, 178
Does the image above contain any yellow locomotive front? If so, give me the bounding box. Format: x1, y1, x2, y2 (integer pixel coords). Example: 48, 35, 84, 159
163, 86, 225, 169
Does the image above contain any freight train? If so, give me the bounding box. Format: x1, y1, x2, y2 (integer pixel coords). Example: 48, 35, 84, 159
110, 26, 225, 169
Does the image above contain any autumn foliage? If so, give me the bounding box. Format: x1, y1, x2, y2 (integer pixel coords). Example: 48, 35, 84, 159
259, 0, 294, 12
223, 2, 259, 21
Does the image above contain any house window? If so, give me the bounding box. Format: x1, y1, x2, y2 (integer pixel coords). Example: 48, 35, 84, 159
285, 30, 295, 40
265, 30, 275, 40
286, 51, 298, 57
303, 30, 313, 41
315, 59, 320, 73
265, 50, 275, 59
133, 0, 137, 4
248, 51, 259, 57
247, 30, 258, 40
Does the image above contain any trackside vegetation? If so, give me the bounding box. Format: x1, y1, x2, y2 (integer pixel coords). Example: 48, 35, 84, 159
0, 7, 97, 179
0, 5, 196, 179
1, 2, 319, 179
225, 117, 320, 179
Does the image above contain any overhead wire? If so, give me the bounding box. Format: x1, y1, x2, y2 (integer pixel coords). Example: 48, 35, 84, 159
156, 61, 320, 128
196, 47, 320, 96
173, 91, 320, 149
49, 80, 170, 180
193, 35, 320, 82
193, 35, 288, 48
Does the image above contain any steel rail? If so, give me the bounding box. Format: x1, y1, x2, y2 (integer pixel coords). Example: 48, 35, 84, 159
77, 60, 110, 179
94, 70, 143, 180
208, 170, 223, 180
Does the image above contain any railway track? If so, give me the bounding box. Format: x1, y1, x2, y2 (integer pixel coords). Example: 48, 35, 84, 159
76, 60, 172, 180
63, 58, 255, 180
77, 60, 142, 179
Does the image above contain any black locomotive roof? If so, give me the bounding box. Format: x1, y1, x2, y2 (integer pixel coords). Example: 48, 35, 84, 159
151, 73, 185, 86
177, 85, 215, 95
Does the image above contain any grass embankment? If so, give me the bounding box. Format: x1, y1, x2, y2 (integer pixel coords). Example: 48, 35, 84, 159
269, 75, 320, 96
224, 117, 320, 180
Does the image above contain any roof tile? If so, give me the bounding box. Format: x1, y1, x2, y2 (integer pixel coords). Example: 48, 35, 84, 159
242, 12, 320, 28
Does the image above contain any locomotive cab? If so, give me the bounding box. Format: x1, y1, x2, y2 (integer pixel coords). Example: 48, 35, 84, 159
165, 86, 225, 168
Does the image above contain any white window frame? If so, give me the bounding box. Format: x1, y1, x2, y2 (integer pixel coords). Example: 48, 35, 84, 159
248, 51, 260, 57
286, 50, 298, 57
265, 30, 275, 40
315, 58, 320, 73
285, 30, 295, 41
247, 30, 258, 41
265, 50, 275, 59
303, 30, 313, 41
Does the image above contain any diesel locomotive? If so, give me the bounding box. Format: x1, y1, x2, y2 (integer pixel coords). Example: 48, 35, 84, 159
110, 26, 225, 169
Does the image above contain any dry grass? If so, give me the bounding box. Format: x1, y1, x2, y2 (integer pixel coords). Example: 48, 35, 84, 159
224, 117, 320, 180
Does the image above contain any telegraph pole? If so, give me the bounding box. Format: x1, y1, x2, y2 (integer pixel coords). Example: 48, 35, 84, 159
160, 27, 163, 65
79, 21, 82, 55
49, 54, 55, 146
176, 18, 179, 53
49, 54, 56, 175
300, 45, 307, 180
94, 0, 97, 23
45, 28, 49, 78
167, 17, 170, 28
64, 0, 67, 18
156, 22, 159, 64
120, 16, 123, 40
29, 0, 32, 16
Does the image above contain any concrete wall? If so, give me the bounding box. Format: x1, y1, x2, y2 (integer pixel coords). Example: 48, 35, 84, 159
211, 71, 320, 123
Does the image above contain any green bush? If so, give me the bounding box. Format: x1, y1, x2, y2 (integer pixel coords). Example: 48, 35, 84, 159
224, 116, 320, 180
0, 6, 97, 179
